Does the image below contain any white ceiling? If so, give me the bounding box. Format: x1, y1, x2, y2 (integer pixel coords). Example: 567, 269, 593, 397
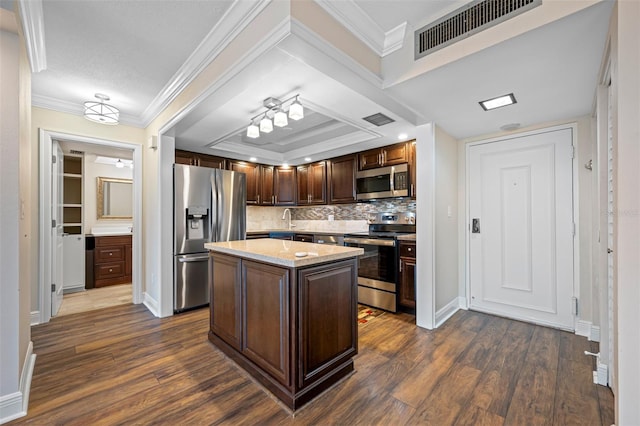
26, 0, 613, 165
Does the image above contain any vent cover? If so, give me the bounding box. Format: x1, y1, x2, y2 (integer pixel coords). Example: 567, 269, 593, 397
362, 113, 395, 127
69, 150, 84, 155
415, 0, 542, 59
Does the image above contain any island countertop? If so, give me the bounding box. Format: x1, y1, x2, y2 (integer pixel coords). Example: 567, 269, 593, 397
205, 238, 363, 268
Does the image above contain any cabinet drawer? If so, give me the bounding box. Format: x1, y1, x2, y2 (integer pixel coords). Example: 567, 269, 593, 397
399, 243, 416, 258
95, 262, 125, 280
95, 246, 125, 262
95, 235, 131, 247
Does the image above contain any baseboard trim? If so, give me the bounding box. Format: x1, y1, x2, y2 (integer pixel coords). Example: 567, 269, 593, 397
0, 342, 36, 424
143, 292, 160, 317
575, 320, 600, 342
435, 297, 462, 327
596, 362, 608, 386
30, 311, 40, 326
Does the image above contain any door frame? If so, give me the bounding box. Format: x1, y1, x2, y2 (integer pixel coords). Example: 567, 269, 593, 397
38, 129, 143, 324
464, 123, 580, 330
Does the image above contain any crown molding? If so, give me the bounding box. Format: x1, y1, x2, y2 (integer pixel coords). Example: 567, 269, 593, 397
17, 0, 46, 72
32, 94, 143, 127
313, 0, 406, 57
138, 0, 273, 127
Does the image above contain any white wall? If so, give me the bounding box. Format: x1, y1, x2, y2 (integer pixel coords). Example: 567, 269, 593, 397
434, 126, 459, 316
611, 1, 640, 423
83, 154, 133, 232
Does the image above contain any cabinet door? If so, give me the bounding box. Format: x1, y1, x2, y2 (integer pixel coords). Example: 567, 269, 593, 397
274, 167, 296, 205
296, 165, 310, 205
399, 256, 416, 309
197, 153, 227, 169
211, 254, 242, 350
382, 142, 409, 166
242, 260, 291, 386
125, 242, 132, 277
175, 149, 195, 165
260, 165, 274, 205
327, 155, 357, 204
309, 161, 327, 204
298, 259, 357, 388
358, 149, 383, 170
409, 140, 417, 199
229, 161, 260, 205
294, 234, 314, 243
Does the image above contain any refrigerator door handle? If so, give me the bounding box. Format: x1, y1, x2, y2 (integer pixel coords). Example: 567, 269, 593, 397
178, 255, 210, 263
210, 172, 217, 243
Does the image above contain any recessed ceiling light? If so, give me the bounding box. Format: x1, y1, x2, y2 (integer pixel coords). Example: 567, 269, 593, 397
398, 133, 408, 140
249, 157, 257, 162
479, 93, 517, 111
282, 162, 289, 168
304, 157, 311, 162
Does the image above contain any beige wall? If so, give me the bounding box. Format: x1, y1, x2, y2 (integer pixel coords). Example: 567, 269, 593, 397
30, 107, 145, 312
434, 126, 459, 313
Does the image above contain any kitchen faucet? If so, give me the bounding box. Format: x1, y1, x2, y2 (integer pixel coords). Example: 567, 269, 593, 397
282, 208, 295, 230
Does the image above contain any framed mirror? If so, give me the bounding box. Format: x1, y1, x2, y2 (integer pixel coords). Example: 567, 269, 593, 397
97, 177, 133, 219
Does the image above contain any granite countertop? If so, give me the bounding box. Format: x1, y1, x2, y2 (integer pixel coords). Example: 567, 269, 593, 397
396, 234, 417, 241
205, 239, 364, 268
246, 229, 359, 236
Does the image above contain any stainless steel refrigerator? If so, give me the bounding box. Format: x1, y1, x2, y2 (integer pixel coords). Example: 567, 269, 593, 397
174, 164, 246, 313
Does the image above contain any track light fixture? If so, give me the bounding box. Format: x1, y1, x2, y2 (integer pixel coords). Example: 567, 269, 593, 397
246, 94, 304, 139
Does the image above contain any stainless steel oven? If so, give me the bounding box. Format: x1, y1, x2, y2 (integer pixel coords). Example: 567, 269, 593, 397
344, 212, 416, 313
344, 236, 397, 312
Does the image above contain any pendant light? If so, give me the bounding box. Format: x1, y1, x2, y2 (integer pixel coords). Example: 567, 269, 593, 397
84, 93, 119, 125
288, 95, 304, 121
259, 114, 273, 133
273, 108, 288, 127
246, 121, 259, 138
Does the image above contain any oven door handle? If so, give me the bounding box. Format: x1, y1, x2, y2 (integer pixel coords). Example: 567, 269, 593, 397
344, 237, 396, 247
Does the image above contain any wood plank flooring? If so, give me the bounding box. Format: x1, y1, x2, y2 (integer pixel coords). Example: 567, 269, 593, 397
57, 284, 132, 317
12, 305, 614, 425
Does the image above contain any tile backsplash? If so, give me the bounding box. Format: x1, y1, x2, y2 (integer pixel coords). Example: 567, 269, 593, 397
247, 199, 416, 231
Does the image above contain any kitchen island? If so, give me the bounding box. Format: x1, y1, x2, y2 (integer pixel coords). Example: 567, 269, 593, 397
204, 239, 364, 411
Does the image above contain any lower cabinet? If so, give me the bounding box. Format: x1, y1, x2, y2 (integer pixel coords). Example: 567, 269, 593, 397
91, 235, 132, 288
208, 253, 357, 410
398, 241, 416, 310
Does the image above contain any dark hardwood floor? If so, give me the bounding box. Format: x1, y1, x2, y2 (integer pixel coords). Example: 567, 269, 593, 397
12, 304, 614, 425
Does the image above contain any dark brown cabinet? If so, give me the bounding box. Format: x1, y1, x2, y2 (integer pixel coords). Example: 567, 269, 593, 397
92, 235, 132, 288
297, 161, 326, 205
327, 154, 357, 204
358, 142, 409, 170
294, 234, 314, 243
175, 149, 226, 169
208, 252, 358, 410
274, 166, 296, 205
409, 140, 417, 199
398, 241, 416, 310
229, 162, 275, 206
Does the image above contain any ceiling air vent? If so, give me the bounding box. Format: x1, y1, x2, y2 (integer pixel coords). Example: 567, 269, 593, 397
70, 150, 84, 155
415, 0, 542, 59
362, 113, 395, 127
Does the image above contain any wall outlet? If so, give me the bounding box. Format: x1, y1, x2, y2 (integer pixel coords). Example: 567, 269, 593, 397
328, 214, 334, 221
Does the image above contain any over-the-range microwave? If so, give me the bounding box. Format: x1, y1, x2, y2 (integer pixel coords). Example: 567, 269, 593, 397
356, 163, 409, 200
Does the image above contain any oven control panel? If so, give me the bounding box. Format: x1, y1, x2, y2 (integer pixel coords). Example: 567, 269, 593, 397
367, 212, 416, 225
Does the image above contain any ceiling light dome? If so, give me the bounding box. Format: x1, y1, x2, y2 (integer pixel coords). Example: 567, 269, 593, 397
84, 93, 119, 125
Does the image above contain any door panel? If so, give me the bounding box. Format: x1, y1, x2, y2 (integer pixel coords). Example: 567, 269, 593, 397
469, 128, 574, 329
51, 141, 64, 316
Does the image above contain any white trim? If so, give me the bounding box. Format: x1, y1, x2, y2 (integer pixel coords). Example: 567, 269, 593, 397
17, 0, 46, 73
575, 320, 592, 338
464, 123, 579, 332
596, 362, 608, 386
435, 297, 463, 327
38, 130, 144, 323
143, 292, 160, 317
471, 306, 574, 332
0, 342, 35, 423
30, 311, 40, 326
314, 0, 406, 57
590, 325, 600, 343
138, 0, 272, 127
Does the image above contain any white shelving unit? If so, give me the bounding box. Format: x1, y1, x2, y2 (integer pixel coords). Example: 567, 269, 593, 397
62, 154, 85, 293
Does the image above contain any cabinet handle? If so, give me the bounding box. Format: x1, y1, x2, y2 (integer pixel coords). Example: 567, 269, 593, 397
411, 184, 415, 197
109, 252, 113, 256
408, 247, 412, 252
383, 151, 387, 164
257, 194, 260, 204
109, 268, 113, 272
399, 261, 402, 272
272, 195, 274, 204
275, 195, 278, 204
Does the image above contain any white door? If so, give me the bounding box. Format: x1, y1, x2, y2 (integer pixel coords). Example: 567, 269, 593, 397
51, 141, 64, 316
469, 128, 574, 329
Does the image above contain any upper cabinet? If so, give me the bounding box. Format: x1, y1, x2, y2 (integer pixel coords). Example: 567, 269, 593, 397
175, 149, 226, 169
327, 154, 357, 204
358, 142, 409, 170
297, 161, 327, 205
274, 167, 296, 206
259, 165, 275, 206
229, 161, 261, 205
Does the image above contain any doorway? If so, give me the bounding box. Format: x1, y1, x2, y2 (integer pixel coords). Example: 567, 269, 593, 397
38, 130, 143, 324
467, 126, 576, 330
